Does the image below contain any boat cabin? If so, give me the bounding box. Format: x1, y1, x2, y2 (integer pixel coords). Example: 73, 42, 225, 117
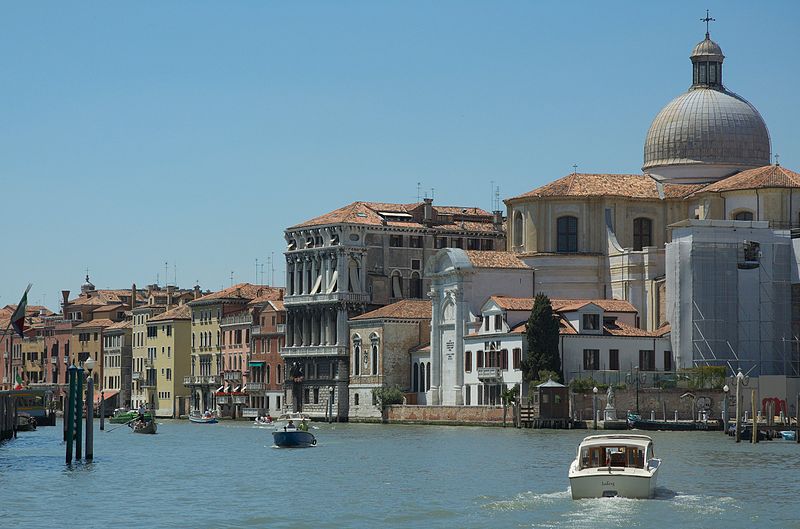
577, 435, 654, 470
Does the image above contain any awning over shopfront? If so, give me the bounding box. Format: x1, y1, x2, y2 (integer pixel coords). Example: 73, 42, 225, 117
93, 389, 120, 404
248, 361, 265, 367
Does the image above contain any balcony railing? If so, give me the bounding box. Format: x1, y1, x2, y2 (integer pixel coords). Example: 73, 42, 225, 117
247, 382, 265, 392
50, 357, 58, 364
242, 408, 261, 418
477, 367, 502, 380
284, 292, 371, 305
281, 345, 347, 357
224, 371, 242, 382
217, 396, 230, 404
183, 375, 222, 386
276, 324, 286, 333
132, 372, 142, 381
219, 313, 253, 326
251, 325, 262, 336
232, 395, 247, 405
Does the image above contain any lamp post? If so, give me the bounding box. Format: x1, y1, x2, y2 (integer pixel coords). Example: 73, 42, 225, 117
734, 368, 749, 443
83, 357, 96, 461
592, 386, 598, 430
626, 366, 646, 414
328, 386, 334, 424
722, 384, 729, 434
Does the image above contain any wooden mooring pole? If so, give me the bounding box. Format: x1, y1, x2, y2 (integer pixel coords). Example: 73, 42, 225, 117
796, 393, 799, 444
751, 389, 758, 444
65, 366, 77, 464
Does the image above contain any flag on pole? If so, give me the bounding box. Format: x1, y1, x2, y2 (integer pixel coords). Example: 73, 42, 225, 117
13, 372, 24, 390
10, 284, 32, 338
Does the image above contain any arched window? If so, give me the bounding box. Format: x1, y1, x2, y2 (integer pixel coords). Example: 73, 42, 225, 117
557, 216, 578, 252
277, 364, 281, 383
266, 364, 271, 385
410, 272, 422, 299
352, 334, 361, 376
426, 363, 431, 391
413, 362, 419, 392
369, 333, 378, 375
419, 362, 426, 392
390, 270, 403, 299
734, 210, 754, 221
464, 351, 472, 373
513, 210, 523, 248
633, 217, 652, 251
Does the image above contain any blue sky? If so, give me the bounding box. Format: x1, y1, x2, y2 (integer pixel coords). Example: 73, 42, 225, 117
1, 1, 798, 310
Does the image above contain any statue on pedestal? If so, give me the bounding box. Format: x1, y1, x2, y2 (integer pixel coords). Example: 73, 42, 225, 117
604, 385, 617, 421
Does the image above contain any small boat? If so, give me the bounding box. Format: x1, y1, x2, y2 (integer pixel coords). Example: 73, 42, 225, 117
253, 416, 274, 427
272, 411, 311, 429
272, 426, 316, 448
779, 430, 797, 441
569, 434, 661, 499
726, 424, 772, 441
627, 412, 721, 431
129, 418, 157, 434
110, 408, 152, 424
189, 411, 218, 424
16, 412, 37, 432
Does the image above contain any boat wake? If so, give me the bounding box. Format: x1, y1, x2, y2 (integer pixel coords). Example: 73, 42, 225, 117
483, 489, 571, 511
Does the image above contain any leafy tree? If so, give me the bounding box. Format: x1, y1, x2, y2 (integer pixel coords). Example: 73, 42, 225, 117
523, 293, 562, 383
372, 385, 405, 409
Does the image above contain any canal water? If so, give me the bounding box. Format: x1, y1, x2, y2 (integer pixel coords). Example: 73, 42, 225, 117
0, 420, 798, 529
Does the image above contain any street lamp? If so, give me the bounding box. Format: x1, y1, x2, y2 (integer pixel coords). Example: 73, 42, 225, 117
722, 384, 729, 434
626, 366, 646, 414
592, 386, 598, 430
328, 386, 335, 424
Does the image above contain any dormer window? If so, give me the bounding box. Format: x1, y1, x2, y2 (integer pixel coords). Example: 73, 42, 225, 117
494, 314, 503, 331
582, 314, 599, 331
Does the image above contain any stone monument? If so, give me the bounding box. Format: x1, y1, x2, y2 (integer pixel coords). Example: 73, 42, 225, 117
604, 385, 617, 421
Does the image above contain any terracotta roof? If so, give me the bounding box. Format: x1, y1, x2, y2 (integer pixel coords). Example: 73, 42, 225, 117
464, 251, 528, 269
410, 343, 431, 353
247, 288, 286, 306
75, 318, 115, 329
490, 296, 536, 311
190, 284, 281, 304
290, 201, 495, 229
508, 173, 701, 201
268, 300, 285, 312
602, 320, 657, 337
690, 165, 800, 195
510, 317, 577, 335
551, 299, 638, 313
435, 221, 500, 233
106, 320, 132, 330
93, 304, 123, 313
351, 300, 432, 321
149, 304, 191, 322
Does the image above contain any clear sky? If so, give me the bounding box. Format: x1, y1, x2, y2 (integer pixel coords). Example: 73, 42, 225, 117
1, 1, 798, 310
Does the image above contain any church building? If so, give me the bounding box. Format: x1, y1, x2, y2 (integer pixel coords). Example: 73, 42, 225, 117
504, 29, 800, 376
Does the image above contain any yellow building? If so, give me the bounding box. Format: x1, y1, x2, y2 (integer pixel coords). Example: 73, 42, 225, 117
102, 320, 132, 411
131, 305, 164, 411
147, 304, 192, 418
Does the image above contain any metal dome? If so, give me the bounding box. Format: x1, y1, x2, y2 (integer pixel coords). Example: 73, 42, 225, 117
643, 89, 770, 174
691, 36, 724, 60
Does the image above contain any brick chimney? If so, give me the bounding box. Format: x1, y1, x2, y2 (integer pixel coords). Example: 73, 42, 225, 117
423, 198, 434, 226
61, 290, 70, 315
193, 284, 201, 299
492, 210, 503, 232
131, 283, 137, 310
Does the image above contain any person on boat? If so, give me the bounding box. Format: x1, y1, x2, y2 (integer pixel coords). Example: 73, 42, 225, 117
285, 419, 296, 431
299, 419, 309, 432
266, 413, 272, 423
137, 404, 147, 423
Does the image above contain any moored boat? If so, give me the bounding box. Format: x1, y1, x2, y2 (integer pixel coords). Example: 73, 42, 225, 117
568, 434, 661, 499
779, 430, 796, 441
627, 412, 721, 431
129, 418, 157, 434
110, 408, 152, 424
16, 412, 37, 432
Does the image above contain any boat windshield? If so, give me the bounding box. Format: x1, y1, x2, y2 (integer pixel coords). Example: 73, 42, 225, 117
580, 445, 645, 469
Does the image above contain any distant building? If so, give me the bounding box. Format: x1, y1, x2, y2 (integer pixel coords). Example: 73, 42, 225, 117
283, 199, 505, 419
248, 296, 286, 416
102, 320, 131, 411
148, 303, 192, 417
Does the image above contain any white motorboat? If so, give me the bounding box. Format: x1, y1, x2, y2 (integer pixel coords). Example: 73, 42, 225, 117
568, 434, 661, 499
272, 411, 311, 429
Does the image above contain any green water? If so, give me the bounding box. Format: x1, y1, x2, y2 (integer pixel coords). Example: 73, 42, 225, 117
0, 420, 798, 528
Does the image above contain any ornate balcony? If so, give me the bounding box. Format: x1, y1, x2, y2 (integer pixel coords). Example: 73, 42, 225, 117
247, 382, 265, 392
232, 395, 247, 405
281, 344, 347, 358
224, 371, 242, 382
132, 372, 142, 381
183, 375, 222, 387
276, 324, 286, 333
477, 367, 502, 381
284, 292, 370, 305
216, 396, 230, 404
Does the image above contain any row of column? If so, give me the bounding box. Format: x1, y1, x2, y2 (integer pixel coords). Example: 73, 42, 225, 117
286, 307, 349, 348
287, 251, 366, 296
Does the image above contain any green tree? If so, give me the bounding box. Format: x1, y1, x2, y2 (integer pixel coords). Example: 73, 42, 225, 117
523, 293, 562, 383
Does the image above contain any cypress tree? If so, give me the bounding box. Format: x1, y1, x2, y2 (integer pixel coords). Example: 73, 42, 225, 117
523, 293, 562, 382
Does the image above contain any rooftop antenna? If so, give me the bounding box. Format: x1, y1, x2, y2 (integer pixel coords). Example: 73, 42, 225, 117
255, 258, 259, 284
701, 9, 715, 38
165, 261, 169, 287
174, 263, 177, 286
230, 271, 234, 287
775, 153, 780, 166
490, 180, 494, 211
417, 182, 421, 203
572, 164, 578, 174
260, 262, 265, 286
431, 187, 435, 201
495, 185, 501, 211
270, 252, 275, 285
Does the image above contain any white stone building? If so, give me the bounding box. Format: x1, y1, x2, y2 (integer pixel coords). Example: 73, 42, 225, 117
425, 249, 533, 405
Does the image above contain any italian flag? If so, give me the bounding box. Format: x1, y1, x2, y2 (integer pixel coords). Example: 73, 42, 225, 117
10, 284, 31, 338
13, 373, 24, 390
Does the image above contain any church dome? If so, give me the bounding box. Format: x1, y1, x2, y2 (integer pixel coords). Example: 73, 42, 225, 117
643, 33, 771, 183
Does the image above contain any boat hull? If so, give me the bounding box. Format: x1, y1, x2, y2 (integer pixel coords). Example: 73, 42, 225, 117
272, 430, 316, 448
569, 471, 657, 499
189, 416, 218, 424
131, 420, 157, 434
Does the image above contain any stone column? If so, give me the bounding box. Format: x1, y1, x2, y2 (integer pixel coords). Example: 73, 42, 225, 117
335, 306, 346, 346
311, 309, 319, 346
337, 251, 346, 293
294, 259, 301, 296
286, 312, 293, 347
428, 287, 441, 405
452, 286, 464, 406
321, 253, 329, 295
